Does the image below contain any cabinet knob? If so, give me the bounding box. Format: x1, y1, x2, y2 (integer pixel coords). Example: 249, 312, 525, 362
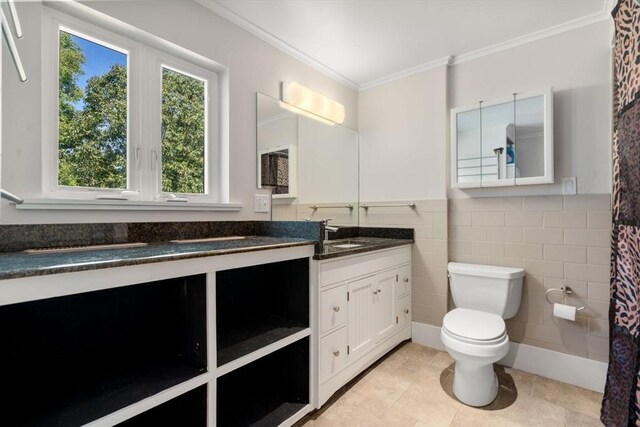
373, 290, 378, 295
377, 289, 382, 293
333, 305, 340, 312
333, 350, 340, 357
404, 308, 410, 314
404, 278, 410, 283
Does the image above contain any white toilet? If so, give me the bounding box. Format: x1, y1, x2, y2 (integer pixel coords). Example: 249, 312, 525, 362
441, 262, 524, 407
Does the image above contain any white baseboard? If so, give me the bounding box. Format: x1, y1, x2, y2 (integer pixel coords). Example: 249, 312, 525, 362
411, 320, 445, 351
411, 321, 607, 393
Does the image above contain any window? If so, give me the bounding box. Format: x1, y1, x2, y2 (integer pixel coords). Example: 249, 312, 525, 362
161, 67, 206, 194
58, 30, 129, 190
42, 7, 226, 205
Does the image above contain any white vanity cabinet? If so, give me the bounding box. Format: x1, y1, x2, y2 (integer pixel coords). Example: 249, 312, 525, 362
316, 245, 412, 406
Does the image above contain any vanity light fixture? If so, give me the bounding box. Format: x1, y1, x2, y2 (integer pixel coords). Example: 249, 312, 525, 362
278, 101, 335, 126
280, 81, 345, 126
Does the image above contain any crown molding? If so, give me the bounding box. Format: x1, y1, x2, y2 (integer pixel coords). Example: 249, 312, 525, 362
450, 6, 610, 66
195, 0, 359, 90
359, 56, 452, 91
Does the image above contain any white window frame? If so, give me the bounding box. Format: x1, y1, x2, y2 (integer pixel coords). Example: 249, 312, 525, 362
40, 5, 229, 207
148, 53, 219, 202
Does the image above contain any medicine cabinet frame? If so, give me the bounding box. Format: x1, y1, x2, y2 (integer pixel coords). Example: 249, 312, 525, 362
450, 88, 554, 189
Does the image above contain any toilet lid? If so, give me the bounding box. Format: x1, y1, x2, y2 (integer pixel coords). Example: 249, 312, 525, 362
443, 308, 506, 342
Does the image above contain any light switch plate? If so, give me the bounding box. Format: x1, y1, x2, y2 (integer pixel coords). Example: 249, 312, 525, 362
254, 194, 270, 213
562, 177, 577, 195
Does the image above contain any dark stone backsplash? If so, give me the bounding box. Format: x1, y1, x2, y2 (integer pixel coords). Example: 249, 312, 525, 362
0, 223, 130, 253
0, 221, 324, 253
256, 221, 326, 252
326, 226, 414, 241
0, 221, 411, 254
127, 221, 257, 244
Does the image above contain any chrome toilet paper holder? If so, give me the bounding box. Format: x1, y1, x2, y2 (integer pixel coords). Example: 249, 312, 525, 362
545, 286, 585, 311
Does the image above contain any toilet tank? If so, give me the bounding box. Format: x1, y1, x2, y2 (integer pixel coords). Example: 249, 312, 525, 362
447, 262, 525, 319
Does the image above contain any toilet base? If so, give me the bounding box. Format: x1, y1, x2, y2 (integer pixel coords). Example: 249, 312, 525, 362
452, 361, 499, 407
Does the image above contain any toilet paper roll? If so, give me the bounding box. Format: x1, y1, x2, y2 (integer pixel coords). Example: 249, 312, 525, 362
553, 303, 577, 321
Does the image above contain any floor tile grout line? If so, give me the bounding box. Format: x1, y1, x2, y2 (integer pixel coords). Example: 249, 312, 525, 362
449, 408, 460, 426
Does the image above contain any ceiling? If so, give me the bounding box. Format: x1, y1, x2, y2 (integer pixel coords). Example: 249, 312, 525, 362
204, 0, 609, 90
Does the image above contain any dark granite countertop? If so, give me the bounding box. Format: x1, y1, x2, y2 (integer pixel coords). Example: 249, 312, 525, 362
0, 221, 414, 279
314, 237, 413, 260
0, 236, 315, 280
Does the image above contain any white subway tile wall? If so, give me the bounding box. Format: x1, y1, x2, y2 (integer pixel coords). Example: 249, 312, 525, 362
449, 194, 611, 362
272, 203, 297, 221
360, 199, 449, 326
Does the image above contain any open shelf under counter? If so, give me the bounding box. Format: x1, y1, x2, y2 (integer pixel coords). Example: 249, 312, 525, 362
115, 384, 208, 427
216, 257, 310, 367
217, 337, 310, 427
0, 274, 207, 427
217, 312, 308, 366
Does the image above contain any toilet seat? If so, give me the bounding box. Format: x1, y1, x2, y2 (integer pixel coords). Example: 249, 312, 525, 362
441, 308, 509, 361
443, 308, 506, 344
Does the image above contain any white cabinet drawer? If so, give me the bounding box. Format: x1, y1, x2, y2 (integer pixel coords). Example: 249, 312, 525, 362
397, 264, 411, 297
396, 295, 411, 327
321, 327, 347, 382
321, 284, 347, 335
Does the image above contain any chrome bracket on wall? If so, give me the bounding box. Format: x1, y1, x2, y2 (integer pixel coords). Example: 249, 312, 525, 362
360, 202, 416, 210
310, 204, 354, 211
1, 0, 26, 82
544, 286, 585, 311
0, 188, 23, 204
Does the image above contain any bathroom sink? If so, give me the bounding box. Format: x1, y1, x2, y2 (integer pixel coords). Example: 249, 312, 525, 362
325, 239, 366, 249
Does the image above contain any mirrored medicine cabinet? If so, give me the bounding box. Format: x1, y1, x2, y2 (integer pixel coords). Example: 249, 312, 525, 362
256, 93, 359, 226
451, 88, 554, 188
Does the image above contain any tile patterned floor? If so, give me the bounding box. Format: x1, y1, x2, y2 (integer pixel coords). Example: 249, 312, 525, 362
298, 342, 603, 427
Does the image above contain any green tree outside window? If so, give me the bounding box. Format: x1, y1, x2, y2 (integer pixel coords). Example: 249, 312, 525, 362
58, 32, 207, 194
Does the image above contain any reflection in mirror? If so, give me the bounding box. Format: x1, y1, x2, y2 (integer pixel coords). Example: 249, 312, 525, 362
480, 100, 515, 184
456, 108, 481, 184
259, 145, 295, 196
451, 89, 553, 188
256, 93, 359, 225
514, 95, 545, 179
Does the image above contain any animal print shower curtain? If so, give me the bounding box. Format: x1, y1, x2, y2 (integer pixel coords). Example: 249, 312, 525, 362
601, 0, 640, 425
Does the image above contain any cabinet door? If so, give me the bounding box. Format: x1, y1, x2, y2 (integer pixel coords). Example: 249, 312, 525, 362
347, 275, 375, 362
397, 264, 411, 297
396, 295, 411, 327
373, 269, 397, 342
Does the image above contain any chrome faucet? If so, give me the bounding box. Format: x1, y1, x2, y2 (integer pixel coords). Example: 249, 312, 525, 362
323, 218, 339, 242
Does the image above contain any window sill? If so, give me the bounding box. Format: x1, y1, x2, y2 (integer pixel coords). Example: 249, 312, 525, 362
14, 198, 243, 212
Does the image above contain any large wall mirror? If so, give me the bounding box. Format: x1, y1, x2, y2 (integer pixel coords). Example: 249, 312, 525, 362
257, 93, 359, 225
451, 88, 553, 188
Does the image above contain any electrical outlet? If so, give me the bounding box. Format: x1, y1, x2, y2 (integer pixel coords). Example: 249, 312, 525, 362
254, 194, 270, 213
562, 177, 577, 195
